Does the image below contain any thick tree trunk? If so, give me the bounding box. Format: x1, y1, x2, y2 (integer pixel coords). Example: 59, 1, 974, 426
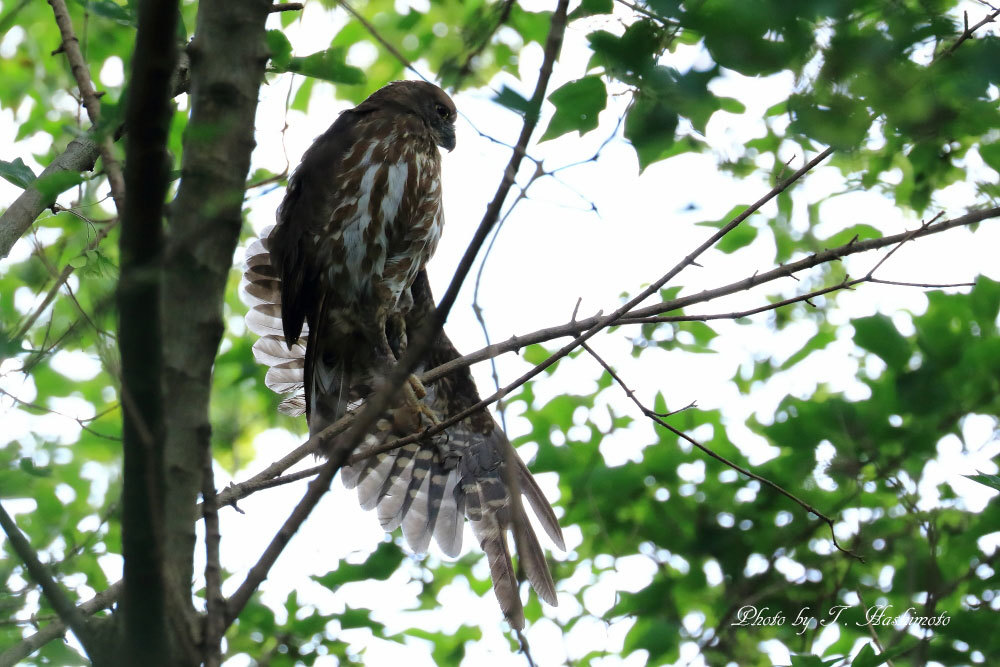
160, 0, 272, 659
117, 0, 180, 663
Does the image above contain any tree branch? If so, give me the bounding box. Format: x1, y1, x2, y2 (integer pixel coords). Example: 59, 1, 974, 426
0, 580, 122, 667
932, 7, 1000, 63
336, 0, 422, 79
223, 439, 352, 625
0, 137, 98, 259
201, 448, 224, 667
420, 206, 1000, 384
0, 57, 189, 260
195, 206, 999, 515
578, 342, 863, 561
47, 0, 125, 214
0, 502, 98, 655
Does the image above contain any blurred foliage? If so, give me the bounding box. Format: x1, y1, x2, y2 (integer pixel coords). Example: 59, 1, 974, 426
1, 0, 998, 665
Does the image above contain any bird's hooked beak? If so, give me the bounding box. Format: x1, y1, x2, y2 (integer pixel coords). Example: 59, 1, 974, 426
438, 125, 456, 152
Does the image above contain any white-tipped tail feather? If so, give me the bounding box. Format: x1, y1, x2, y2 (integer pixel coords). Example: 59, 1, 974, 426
242, 229, 564, 629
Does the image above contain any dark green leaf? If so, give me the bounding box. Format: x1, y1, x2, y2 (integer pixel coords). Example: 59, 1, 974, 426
312, 541, 403, 589
853, 314, 909, 369
33, 170, 86, 203
71, 0, 134, 25
274, 48, 365, 85
624, 93, 678, 170
540, 76, 606, 141
965, 474, 1000, 492
0, 157, 36, 189
569, 0, 613, 20
980, 142, 1000, 173
493, 85, 533, 117
266, 29, 293, 69
715, 223, 757, 253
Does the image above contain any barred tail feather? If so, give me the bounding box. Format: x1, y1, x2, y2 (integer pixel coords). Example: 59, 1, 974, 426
515, 456, 566, 551
243, 228, 564, 630
473, 516, 524, 630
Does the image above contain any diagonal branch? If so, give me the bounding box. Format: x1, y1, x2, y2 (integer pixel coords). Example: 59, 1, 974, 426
0, 57, 189, 260
201, 447, 224, 667
0, 502, 98, 654
200, 205, 999, 514
47, 0, 125, 214
932, 7, 1000, 63
578, 342, 863, 562
420, 206, 1000, 384
336, 0, 423, 79
223, 438, 352, 625
0, 580, 122, 667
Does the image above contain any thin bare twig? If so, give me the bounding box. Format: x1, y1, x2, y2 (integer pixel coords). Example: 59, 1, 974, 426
515, 628, 538, 667
209, 464, 324, 514
419, 206, 1000, 385
856, 588, 896, 667
932, 7, 1000, 62
336, 0, 425, 80
0, 387, 120, 440
201, 447, 224, 667
578, 342, 862, 561
223, 437, 351, 625
12, 221, 117, 342
47, 0, 125, 214
205, 204, 995, 535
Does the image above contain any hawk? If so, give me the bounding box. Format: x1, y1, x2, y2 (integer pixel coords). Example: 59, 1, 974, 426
268, 80, 456, 434
242, 81, 564, 629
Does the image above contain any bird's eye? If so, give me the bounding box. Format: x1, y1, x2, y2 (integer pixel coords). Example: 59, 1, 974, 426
435, 103, 450, 119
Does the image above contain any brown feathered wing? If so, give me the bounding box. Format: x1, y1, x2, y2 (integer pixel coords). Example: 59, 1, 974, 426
242, 231, 565, 629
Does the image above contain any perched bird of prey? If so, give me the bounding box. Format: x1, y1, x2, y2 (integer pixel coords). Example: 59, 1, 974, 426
242, 81, 564, 629
268, 80, 457, 435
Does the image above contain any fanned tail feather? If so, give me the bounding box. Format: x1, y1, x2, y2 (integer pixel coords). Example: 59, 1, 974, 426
243, 228, 564, 629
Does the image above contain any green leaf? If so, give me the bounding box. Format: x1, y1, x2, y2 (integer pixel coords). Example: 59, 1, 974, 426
716, 223, 757, 253
980, 141, 1000, 173
291, 77, 315, 113
540, 76, 606, 141
19, 458, 52, 477
0, 157, 36, 189
853, 314, 909, 369
266, 29, 293, 69
71, 0, 134, 25
569, 0, 613, 20
312, 542, 402, 589
696, 205, 751, 229
789, 93, 872, 149
970, 276, 1000, 333
274, 47, 365, 85
33, 170, 86, 203
851, 640, 916, 667
965, 474, 1000, 492
493, 85, 533, 117
822, 224, 882, 248
624, 94, 678, 171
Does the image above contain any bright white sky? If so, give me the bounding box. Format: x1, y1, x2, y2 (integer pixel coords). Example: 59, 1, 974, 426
2, 1, 999, 665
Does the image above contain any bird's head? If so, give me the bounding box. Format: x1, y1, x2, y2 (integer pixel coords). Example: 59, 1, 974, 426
371, 80, 457, 152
